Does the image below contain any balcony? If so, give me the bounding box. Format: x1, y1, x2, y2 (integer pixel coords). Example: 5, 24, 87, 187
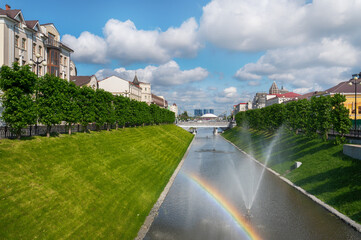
44, 38, 60, 49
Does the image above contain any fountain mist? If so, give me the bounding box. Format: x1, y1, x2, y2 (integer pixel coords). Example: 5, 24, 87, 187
237, 125, 283, 210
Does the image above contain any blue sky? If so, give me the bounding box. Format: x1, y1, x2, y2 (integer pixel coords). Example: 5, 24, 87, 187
5, 0, 361, 115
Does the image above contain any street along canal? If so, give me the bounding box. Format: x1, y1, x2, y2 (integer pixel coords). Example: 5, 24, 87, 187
144, 128, 361, 240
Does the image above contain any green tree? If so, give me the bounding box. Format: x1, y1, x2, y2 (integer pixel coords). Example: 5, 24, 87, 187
179, 111, 189, 121
0, 63, 37, 139
62, 81, 81, 135
37, 74, 68, 137
114, 95, 131, 129
94, 89, 115, 131
285, 99, 310, 134
78, 87, 96, 132
331, 93, 352, 143
310, 96, 333, 140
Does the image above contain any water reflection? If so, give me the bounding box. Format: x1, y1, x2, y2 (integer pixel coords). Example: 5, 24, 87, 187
145, 128, 361, 240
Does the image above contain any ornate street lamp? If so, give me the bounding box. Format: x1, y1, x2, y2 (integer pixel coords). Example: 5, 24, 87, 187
29, 53, 47, 76
349, 72, 361, 131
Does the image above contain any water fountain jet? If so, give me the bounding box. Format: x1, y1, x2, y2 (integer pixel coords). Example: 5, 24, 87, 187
237, 125, 284, 211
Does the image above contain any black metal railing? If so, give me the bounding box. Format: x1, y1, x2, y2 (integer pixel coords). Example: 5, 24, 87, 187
44, 38, 61, 48
0, 123, 113, 139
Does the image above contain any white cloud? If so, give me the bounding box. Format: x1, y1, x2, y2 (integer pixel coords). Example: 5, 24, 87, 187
95, 60, 208, 86
215, 86, 240, 103
62, 32, 108, 64
200, 0, 361, 51
63, 18, 202, 65
234, 38, 361, 90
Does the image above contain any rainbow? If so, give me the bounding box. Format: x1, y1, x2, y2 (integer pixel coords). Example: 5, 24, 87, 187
184, 172, 261, 240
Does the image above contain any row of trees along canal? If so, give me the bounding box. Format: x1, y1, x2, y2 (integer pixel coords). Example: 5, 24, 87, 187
235, 94, 351, 143
0, 63, 175, 138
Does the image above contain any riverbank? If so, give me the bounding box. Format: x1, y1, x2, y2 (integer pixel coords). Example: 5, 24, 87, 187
0, 125, 193, 239
222, 127, 361, 226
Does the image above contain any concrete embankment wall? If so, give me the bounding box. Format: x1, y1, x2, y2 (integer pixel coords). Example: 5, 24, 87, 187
343, 144, 361, 160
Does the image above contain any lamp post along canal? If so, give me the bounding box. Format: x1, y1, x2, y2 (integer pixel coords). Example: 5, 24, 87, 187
29, 53, 47, 77
349, 73, 361, 131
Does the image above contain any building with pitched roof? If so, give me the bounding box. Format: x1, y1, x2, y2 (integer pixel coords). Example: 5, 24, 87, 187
323, 79, 361, 120
133, 74, 151, 104
70, 75, 98, 89
98, 75, 142, 101
266, 92, 301, 106
0, 4, 74, 80
151, 94, 168, 108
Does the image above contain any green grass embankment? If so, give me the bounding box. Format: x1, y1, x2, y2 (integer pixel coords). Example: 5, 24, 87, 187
222, 127, 361, 224
0, 125, 193, 239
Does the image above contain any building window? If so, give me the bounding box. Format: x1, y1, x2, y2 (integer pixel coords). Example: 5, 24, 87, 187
39, 66, 42, 75
60, 55, 63, 65
358, 106, 361, 114
33, 43, 36, 55
21, 38, 26, 49
22, 60, 26, 66
15, 35, 19, 47
38, 46, 42, 56
64, 57, 67, 66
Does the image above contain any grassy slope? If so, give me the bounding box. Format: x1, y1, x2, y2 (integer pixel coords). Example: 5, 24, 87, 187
0, 125, 193, 239
222, 127, 361, 224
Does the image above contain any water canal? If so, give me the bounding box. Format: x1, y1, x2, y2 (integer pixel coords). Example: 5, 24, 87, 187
144, 128, 361, 240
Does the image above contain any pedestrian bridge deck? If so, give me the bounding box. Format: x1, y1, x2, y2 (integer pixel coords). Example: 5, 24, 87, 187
176, 121, 232, 128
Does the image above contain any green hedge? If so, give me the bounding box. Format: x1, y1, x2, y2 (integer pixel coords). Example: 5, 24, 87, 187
0, 63, 175, 138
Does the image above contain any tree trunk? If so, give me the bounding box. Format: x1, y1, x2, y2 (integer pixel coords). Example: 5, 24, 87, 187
68, 124, 72, 135
116, 123, 119, 130
107, 124, 110, 131
16, 129, 21, 140
46, 125, 51, 138
295, 129, 298, 135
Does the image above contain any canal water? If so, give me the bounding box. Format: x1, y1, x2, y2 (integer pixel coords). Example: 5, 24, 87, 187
144, 128, 361, 240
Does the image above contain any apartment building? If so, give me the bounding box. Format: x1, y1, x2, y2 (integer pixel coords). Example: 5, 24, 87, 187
98, 75, 142, 101
151, 94, 168, 108
132, 74, 151, 104
0, 5, 73, 81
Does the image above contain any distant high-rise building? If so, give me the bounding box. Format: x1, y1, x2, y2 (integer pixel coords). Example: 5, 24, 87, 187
195, 109, 215, 116
194, 109, 202, 116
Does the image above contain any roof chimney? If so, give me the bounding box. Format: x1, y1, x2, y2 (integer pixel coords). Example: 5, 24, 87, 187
5, 4, 11, 10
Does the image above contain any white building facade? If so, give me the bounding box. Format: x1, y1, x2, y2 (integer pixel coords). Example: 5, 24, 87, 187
169, 103, 178, 117
0, 5, 74, 81
98, 75, 142, 101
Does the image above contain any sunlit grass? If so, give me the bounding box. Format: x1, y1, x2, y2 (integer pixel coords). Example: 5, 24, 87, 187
223, 127, 361, 224
0, 125, 193, 239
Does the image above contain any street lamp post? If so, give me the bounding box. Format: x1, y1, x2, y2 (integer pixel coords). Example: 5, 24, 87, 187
29, 54, 47, 135
29, 53, 47, 76
349, 73, 361, 131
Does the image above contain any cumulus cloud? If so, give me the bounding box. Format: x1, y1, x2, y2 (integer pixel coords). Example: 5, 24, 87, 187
215, 87, 240, 103
200, 0, 361, 51
95, 60, 208, 86
62, 18, 202, 65
62, 32, 108, 64
234, 38, 361, 90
